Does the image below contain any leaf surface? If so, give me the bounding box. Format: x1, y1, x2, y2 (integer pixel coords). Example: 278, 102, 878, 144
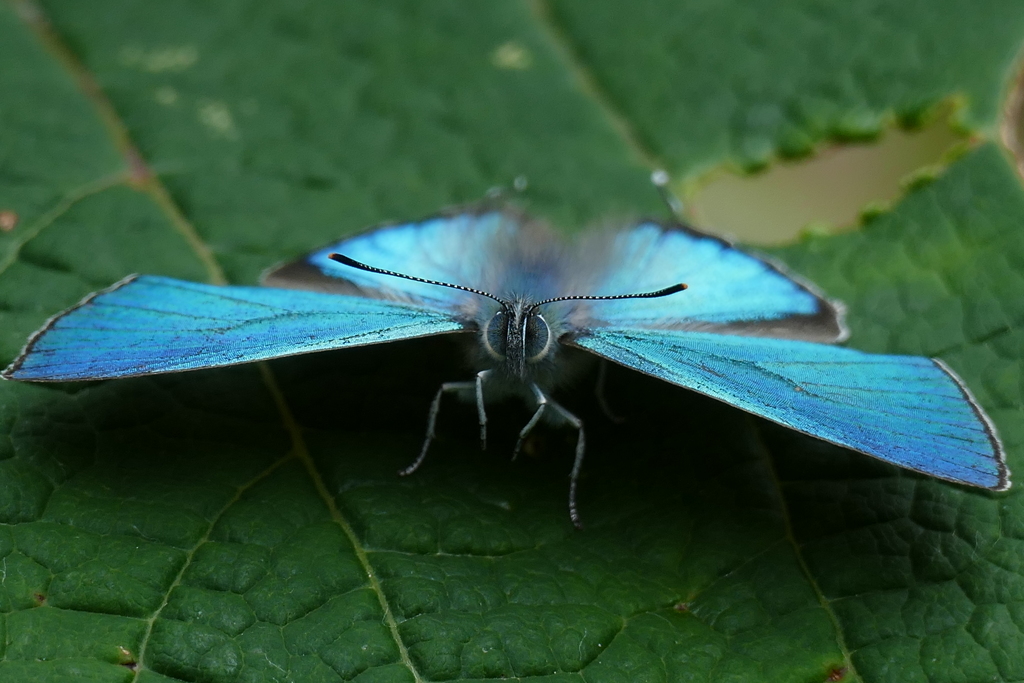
545, 0, 1024, 171
1, 1, 1022, 681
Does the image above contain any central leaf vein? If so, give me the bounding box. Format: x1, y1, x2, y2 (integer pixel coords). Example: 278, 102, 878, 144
16, 7, 421, 677
256, 363, 425, 683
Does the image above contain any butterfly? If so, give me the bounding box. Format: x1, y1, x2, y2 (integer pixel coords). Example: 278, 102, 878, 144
2, 206, 1009, 526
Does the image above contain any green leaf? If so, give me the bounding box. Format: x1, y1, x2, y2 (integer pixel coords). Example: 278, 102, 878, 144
771, 143, 1024, 682
544, 0, 1024, 170
1, 1, 1022, 682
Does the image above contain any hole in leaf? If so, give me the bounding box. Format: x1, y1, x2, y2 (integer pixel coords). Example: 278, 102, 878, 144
826, 667, 848, 682
0, 210, 17, 232
687, 115, 965, 245
117, 646, 137, 670
1001, 65, 1024, 181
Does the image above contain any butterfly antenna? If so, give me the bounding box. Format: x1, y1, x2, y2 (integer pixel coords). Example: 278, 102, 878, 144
328, 253, 506, 305
530, 282, 687, 312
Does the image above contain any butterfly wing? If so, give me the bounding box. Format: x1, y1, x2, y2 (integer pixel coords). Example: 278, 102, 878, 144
585, 222, 846, 343
570, 328, 1008, 490
263, 208, 521, 306
3, 275, 468, 382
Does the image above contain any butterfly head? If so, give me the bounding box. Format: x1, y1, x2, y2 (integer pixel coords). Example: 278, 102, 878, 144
482, 299, 554, 378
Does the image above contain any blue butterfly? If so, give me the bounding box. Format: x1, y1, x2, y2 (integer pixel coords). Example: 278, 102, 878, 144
2, 207, 1009, 526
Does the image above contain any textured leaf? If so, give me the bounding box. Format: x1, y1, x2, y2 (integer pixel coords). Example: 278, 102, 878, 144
545, 0, 1024, 172
771, 144, 1024, 682
1, 1, 1022, 682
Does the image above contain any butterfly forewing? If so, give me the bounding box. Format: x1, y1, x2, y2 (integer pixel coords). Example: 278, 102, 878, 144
3, 275, 467, 381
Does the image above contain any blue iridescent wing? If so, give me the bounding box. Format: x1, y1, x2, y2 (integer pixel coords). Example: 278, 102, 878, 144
570, 328, 1008, 489
263, 208, 520, 306
2, 275, 467, 382
586, 222, 846, 343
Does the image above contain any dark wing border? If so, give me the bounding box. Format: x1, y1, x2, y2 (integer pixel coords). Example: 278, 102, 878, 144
933, 358, 1010, 491
588, 217, 849, 344
2, 274, 141, 381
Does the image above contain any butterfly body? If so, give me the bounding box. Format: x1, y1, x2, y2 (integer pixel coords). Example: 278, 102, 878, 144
2, 207, 1009, 526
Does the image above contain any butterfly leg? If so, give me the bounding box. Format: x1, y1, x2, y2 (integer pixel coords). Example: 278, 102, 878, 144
595, 361, 626, 424
401, 370, 491, 477
475, 370, 490, 450
552, 401, 586, 530
513, 384, 586, 529
512, 383, 549, 462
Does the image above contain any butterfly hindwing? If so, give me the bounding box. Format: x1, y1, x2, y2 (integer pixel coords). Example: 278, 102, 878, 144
263, 208, 521, 306
570, 328, 1007, 490
2, 275, 468, 382
587, 222, 846, 343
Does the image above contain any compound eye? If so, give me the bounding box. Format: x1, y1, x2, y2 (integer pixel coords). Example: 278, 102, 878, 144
524, 314, 552, 362
483, 310, 508, 360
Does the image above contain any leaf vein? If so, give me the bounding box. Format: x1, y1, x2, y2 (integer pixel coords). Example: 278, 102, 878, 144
526, 0, 668, 174
131, 454, 292, 680
256, 364, 425, 683
748, 416, 862, 680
